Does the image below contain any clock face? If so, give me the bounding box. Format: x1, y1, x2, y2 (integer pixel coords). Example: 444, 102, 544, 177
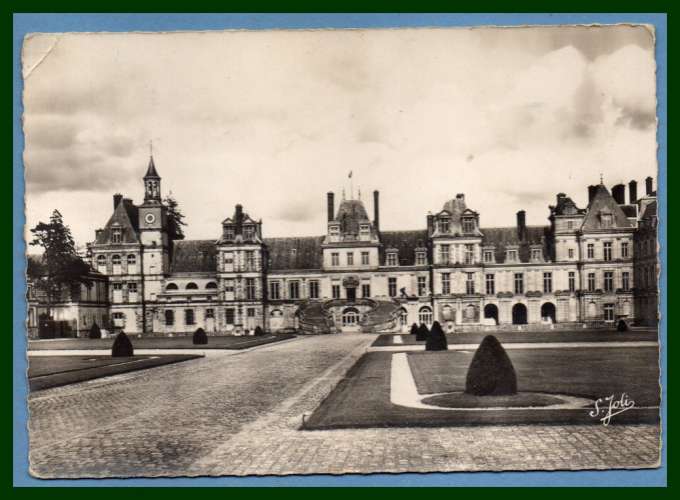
144, 213, 156, 224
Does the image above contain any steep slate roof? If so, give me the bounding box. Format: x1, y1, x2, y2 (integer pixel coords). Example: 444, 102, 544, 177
265, 236, 325, 271
481, 226, 550, 263
95, 199, 140, 245
333, 199, 371, 236
144, 156, 160, 178
640, 200, 657, 220
170, 239, 217, 273
620, 204, 638, 219
581, 184, 632, 230
379, 230, 429, 266
551, 194, 584, 216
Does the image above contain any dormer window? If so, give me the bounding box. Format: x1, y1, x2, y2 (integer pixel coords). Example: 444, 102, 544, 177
462, 218, 475, 233
506, 247, 518, 262
243, 225, 255, 240
329, 225, 340, 236
531, 247, 543, 261
415, 251, 427, 266
483, 248, 495, 263
600, 213, 613, 229
439, 218, 450, 233
111, 227, 122, 244
224, 225, 235, 240
386, 251, 398, 266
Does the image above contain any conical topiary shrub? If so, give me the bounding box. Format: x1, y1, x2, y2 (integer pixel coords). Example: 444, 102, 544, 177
111, 331, 134, 357
193, 327, 208, 345
410, 323, 419, 336
426, 321, 448, 351
617, 319, 629, 332
254, 326, 264, 336
465, 335, 517, 396
89, 321, 102, 339
416, 323, 429, 341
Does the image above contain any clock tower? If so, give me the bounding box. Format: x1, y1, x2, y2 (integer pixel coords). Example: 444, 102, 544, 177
138, 154, 169, 304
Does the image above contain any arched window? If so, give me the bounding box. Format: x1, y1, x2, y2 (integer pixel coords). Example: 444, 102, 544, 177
127, 254, 136, 265
166, 283, 178, 291
512, 303, 528, 325
111, 255, 121, 265
205, 282, 218, 289
270, 309, 283, 317
97, 255, 106, 265
186, 282, 199, 290
418, 306, 433, 326
342, 307, 360, 327
399, 308, 408, 326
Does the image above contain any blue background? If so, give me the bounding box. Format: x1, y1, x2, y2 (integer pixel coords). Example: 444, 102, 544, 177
13, 13, 668, 487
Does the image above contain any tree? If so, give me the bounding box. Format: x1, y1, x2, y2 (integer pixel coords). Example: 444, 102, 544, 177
112, 331, 134, 357
29, 210, 92, 317
416, 323, 429, 341
89, 322, 102, 339
465, 335, 517, 396
426, 321, 448, 351
163, 194, 186, 240
193, 327, 208, 345
410, 323, 419, 336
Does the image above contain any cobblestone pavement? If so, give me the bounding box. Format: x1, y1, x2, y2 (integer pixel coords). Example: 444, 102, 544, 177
28, 334, 660, 478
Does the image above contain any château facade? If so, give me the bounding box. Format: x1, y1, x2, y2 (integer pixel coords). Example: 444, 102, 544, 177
85, 156, 659, 336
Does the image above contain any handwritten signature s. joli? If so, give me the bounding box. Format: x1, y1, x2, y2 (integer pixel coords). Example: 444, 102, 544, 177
589, 393, 635, 426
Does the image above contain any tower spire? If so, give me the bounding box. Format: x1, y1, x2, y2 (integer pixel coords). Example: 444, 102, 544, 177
143, 146, 161, 203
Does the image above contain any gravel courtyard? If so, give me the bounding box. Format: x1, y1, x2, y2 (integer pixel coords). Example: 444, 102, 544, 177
28, 334, 660, 478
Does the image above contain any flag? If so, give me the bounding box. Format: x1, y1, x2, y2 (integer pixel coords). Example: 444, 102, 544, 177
348, 171, 352, 179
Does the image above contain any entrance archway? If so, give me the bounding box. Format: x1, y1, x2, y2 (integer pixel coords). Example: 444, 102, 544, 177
341, 307, 361, 330
541, 302, 557, 323
512, 303, 528, 325
484, 304, 499, 325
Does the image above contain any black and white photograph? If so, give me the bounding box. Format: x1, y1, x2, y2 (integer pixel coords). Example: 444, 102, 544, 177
21, 23, 661, 478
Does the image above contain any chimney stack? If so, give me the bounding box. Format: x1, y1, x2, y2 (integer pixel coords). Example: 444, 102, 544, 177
588, 185, 597, 204
629, 180, 638, 204
427, 213, 434, 236
373, 190, 380, 232
113, 193, 123, 210
327, 192, 335, 223
517, 210, 527, 241
611, 184, 626, 204
645, 176, 654, 196
235, 204, 244, 234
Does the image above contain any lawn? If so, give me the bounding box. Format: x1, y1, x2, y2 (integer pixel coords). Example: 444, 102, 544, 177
28, 354, 203, 392
304, 346, 660, 430
371, 328, 658, 347
28, 333, 296, 351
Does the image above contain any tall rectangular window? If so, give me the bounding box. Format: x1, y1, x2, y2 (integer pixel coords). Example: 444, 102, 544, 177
309, 280, 319, 299
587, 243, 595, 259
331, 253, 339, 266
463, 218, 474, 233
441, 273, 450, 295
388, 277, 397, 297
245, 250, 255, 270
346, 252, 354, 266
514, 273, 524, 294
361, 283, 371, 298
587, 272, 596, 292
184, 309, 195, 325
332, 284, 341, 299
164, 310, 174, 326
604, 303, 615, 322
485, 274, 495, 295
269, 281, 280, 300
289, 281, 300, 300
225, 308, 235, 325
621, 241, 629, 258
418, 276, 427, 296
603, 242, 612, 262
464, 244, 474, 265
205, 308, 214, 319
361, 251, 370, 265
543, 272, 553, 293
604, 271, 614, 292
245, 278, 256, 300
416, 252, 426, 266
439, 219, 450, 233
568, 271, 576, 292
466, 273, 475, 294
568, 248, 574, 259
622, 272, 630, 291
439, 244, 450, 264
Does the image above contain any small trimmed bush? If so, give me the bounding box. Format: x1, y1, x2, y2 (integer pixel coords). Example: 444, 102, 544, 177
254, 326, 264, 336
193, 327, 208, 345
465, 335, 517, 396
111, 331, 134, 357
617, 319, 629, 332
416, 323, 429, 341
410, 323, 419, 336
426, 321, 448, 351
89, 321, 102, 339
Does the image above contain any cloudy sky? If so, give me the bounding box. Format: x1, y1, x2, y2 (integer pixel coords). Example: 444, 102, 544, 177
22, 25, 657, 248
